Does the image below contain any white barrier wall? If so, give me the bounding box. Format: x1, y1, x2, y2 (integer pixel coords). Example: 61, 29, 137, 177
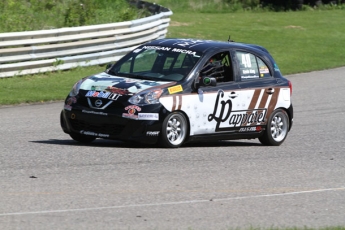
0, 1, 172, 78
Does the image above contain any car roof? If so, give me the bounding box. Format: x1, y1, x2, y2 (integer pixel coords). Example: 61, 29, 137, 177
144, 38, 270, 55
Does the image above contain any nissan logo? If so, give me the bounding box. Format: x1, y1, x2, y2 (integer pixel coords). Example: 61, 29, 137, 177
95, 99, 103, 107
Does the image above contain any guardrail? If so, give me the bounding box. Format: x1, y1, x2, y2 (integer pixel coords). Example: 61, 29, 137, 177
0, 0, 172, 78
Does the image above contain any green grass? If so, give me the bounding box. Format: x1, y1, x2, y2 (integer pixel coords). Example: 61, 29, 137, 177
166, 10, 345, 74
1, 2, 345, 106
0, 66, 104, 105
0, 0, 141, 32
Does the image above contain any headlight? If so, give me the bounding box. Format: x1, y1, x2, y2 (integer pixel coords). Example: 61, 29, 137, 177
69, 79, 83, 97
128, 89, 163, 105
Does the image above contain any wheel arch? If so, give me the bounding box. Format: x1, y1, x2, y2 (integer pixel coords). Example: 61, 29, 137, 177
272, 106, 293, 132
162, 109, 192, 143
279, 105, 293, 131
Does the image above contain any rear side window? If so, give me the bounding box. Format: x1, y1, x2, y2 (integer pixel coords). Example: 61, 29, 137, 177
235, 51, 272, 80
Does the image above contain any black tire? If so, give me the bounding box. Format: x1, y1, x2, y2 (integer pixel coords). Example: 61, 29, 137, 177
69, 133, 96, 144
259, 109, 289, 146
160, 112, 188, 148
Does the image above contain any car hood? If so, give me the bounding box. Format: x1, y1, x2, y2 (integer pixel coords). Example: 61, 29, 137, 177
80, 72, 175, 95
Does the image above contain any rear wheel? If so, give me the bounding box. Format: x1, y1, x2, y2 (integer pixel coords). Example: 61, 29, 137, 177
160, 112, 188, 148
70, 133, 96, 144
259, 109, 289, 146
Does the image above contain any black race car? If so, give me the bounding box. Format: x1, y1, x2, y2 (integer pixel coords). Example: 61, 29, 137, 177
60, 38, 293, 148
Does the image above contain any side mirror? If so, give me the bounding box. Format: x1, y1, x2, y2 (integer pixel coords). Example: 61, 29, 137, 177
201, 76, 217, 86
193, 75, 217, 91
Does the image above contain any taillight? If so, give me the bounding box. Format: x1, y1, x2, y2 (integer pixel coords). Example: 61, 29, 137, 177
288, 80, 292, 96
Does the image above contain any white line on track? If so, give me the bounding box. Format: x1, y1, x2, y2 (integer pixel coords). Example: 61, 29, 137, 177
1, 187, 344, 217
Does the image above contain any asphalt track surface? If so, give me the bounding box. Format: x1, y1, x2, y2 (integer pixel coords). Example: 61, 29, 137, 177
1, 67, 345, 230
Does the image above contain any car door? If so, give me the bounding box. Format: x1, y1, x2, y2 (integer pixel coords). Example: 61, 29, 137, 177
229, 50, 281, 133
160, 49, 278, 137
168, 50, 248, 136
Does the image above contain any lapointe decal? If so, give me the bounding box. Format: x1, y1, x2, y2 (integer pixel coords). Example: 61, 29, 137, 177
208, 90, 267, 132
168, 85, 183, 94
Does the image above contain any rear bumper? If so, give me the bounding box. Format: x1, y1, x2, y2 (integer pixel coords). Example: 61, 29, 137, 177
287, 104, 293, 131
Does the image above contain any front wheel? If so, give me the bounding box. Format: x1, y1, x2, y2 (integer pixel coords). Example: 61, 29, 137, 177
259, 109, 289, 146
70, 133, 96, 144
160, 112, 188, 148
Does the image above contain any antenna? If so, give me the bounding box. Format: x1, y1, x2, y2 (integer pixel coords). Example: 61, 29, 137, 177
228, 35, 234, 43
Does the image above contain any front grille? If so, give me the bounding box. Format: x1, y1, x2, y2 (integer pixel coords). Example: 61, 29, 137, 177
77, 95, 129, 110
69, 118, 124, 136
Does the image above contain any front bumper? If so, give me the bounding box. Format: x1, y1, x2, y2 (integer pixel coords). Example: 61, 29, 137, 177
60, 107, 164, 144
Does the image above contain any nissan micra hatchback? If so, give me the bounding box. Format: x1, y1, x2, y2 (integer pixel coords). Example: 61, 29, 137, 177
61, 38, 293, 148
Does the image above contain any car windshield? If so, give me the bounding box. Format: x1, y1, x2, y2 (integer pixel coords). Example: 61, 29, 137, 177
108, 46, 202, 81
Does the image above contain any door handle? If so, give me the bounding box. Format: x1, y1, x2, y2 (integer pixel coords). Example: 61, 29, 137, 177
266, 88, 275, 95
229, 92, 238, 99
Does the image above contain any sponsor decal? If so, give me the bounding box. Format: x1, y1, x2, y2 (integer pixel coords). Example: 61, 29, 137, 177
105, 87, 130, 95
146, 131, 160, 136
171, 48, 197, 55
80, 130, 109, 138
274, 63, 280, 72
85, 91, 110, 98
66, 96, 77, 105
168, 85, 183, 94
208, 90, 267, 132
82, 110, 108, 116
125, 105, 141, 113
85, 90, 122, 101
65, 96, 77, 111
259, 66, 269, 74
239, 126, 262, 132
138, 113, 159, 120
142, 46, 198, 55
241, 75, 259, 79
122, 105, 141, 119
64, 105, 72, 111
242, 69, 256, 74
143, 46, 172, 51
172, 39, 210, 49
80, 73, 174, 96
122, 113, 138, 119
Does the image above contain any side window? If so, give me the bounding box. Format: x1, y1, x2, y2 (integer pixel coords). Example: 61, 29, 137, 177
257, 58, 271, 78
235, 51, 272, 81
201, 51, 234, 82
